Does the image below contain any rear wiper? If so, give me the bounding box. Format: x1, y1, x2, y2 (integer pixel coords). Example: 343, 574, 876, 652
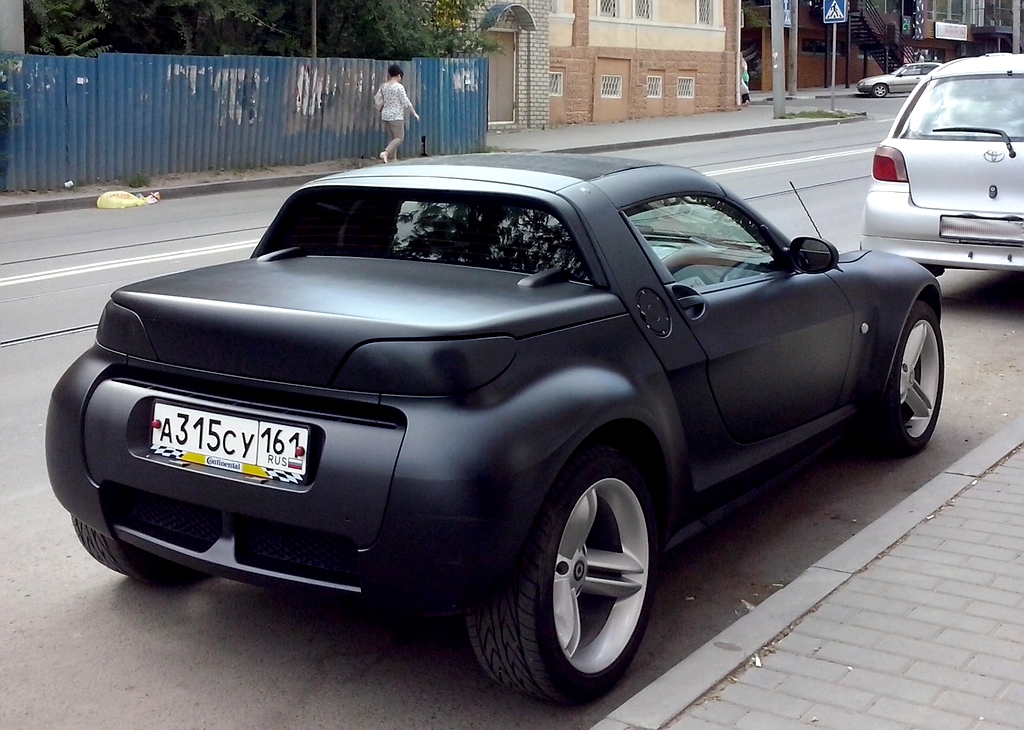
933, 126, 1017, 158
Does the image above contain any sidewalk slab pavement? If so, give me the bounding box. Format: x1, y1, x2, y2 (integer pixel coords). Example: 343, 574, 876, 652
593, 415, 1024, 730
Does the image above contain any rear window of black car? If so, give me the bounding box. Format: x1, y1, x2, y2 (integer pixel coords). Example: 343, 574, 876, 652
273, 191, 591, 283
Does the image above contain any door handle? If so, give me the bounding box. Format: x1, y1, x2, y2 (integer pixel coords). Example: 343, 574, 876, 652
676, 294, 707, 320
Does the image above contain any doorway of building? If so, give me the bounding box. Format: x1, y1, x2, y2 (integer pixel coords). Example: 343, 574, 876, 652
488, 31, 516, 124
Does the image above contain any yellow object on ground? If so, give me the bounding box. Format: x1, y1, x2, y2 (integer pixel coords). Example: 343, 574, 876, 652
96, 190, 160, 209
97, 191, 147, 209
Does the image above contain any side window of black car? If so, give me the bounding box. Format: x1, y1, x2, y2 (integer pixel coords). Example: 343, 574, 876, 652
625, 194, 778, 290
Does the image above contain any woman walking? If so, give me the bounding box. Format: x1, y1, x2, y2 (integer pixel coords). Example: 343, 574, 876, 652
739, 57, 751, 106
377, 64, 420, 164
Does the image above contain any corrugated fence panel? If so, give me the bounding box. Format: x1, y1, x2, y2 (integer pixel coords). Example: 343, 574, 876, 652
414, 57, 488, 157
2, 54, 99, 190
1, 53, 487, 192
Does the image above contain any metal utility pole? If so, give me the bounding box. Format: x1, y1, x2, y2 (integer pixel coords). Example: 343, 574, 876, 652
0, 0, 26, 53
788, 0, 799, 95
311, 0, 318, 58
771, 0, 787, 117
1013, 0, 1020, 53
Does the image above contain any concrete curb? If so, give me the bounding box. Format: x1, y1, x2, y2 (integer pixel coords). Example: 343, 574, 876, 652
593, 413, 1024, 730
547, 115, 868, 155
0, 173, 326, 219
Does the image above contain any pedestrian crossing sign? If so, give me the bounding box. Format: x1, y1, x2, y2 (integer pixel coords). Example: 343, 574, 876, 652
824, 0, 847, 23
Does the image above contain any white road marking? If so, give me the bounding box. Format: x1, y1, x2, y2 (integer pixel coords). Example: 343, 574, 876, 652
0, 240, 258, 289
705, 147, 874, 176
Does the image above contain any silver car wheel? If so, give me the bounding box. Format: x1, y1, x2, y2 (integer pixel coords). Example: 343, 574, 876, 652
899, 319, 941, 438
871, 83, 889, 98
553, 477, 650, 674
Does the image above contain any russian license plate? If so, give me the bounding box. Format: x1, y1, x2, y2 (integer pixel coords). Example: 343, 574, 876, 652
150, 402, 310, 483
940, 215, 1024, 244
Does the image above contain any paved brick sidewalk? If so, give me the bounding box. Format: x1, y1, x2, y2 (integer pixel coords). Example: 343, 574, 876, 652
674, 450, 1024, 730
595, 417, 1024, 730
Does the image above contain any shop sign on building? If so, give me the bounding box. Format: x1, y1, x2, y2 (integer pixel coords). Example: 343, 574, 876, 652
934, 21, 968, 40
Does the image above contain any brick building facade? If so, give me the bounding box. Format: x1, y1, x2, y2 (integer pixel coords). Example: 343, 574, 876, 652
548, 0, 740, 126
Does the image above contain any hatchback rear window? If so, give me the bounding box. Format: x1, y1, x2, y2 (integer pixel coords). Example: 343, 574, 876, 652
272, 191, 591, 283
903, 75, 1024, 140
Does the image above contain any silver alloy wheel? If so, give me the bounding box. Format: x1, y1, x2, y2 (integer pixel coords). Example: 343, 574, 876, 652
900, 318, 941, 438
553, 477, 649, 674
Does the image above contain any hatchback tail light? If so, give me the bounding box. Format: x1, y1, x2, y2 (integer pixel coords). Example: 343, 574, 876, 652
872, 145, 909, 183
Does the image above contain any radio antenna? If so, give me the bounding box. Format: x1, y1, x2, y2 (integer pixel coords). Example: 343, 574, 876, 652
789, 181, 822, 238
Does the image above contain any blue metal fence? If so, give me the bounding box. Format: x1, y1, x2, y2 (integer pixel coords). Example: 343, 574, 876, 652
0, 54, 488, 191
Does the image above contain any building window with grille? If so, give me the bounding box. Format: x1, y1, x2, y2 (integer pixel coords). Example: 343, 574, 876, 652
697, 0, 713, 24
550, 72, 564, 97
676, 76, 695, 99
599, 0, 619, 17
600, 75, 623, 98
646, 76, 663, 98
634, 0, 653, 19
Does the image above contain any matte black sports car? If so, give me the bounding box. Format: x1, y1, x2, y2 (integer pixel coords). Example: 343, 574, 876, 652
47, 154, 944, 703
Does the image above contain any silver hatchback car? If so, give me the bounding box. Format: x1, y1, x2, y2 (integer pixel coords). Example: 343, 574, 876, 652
861, 54, 1024, 275
856, 62, 941, 98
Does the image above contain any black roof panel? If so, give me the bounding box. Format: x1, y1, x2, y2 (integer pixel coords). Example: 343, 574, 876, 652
397, 153, 658, 181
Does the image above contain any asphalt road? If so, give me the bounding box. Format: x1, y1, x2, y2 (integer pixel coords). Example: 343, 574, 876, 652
4, 108, 1024, 729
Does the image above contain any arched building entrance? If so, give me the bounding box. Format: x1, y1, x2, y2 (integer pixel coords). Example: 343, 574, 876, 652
481, 3, 538, 127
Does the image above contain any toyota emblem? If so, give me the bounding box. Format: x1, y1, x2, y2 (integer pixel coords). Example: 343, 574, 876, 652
984, 149, 1005, 163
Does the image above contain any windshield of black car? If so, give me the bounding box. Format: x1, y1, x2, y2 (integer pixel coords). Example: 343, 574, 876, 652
274, 190, 591, 283
902, 74, 1024, 141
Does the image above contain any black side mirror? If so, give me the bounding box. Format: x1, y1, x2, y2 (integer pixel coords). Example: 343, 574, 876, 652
790, 236, 839, 274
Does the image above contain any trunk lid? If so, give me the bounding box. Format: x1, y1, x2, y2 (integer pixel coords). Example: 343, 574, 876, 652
110, 257, 624, 388
897, 139, 1024, 214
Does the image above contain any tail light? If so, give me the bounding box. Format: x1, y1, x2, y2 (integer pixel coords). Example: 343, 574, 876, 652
872, 145, 909, 183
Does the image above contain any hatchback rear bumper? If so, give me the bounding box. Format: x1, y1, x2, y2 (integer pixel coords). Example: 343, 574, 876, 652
861, 235, 1024, 271
862, 189, 1024, 271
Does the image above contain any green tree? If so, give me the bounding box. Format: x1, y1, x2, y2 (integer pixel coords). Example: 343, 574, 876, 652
24, 0, 111, 56
23, 0, 493, 58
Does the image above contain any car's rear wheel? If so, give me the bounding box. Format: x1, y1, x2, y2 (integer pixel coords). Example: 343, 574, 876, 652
73, 517, 204, 585
871, 83, 889, 98
865, 301, 944, 455
467, 445, 657, 703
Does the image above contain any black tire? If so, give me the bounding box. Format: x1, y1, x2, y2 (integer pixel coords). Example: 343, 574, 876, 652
467, 445, 658, 703
863, 301, 944, 456
73, 517, 203, 585
871, 83, 889, 98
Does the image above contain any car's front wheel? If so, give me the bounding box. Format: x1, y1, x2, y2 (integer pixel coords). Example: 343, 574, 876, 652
73, 517, 204, 585
467, 445, 657, 703
864, 301, 944, 455
871, 83, 890, 98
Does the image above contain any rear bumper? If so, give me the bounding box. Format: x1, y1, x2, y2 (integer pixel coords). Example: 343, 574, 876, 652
861, 236, 1024, 271
861, 189, 1024, 271
46, 346, 565, 616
